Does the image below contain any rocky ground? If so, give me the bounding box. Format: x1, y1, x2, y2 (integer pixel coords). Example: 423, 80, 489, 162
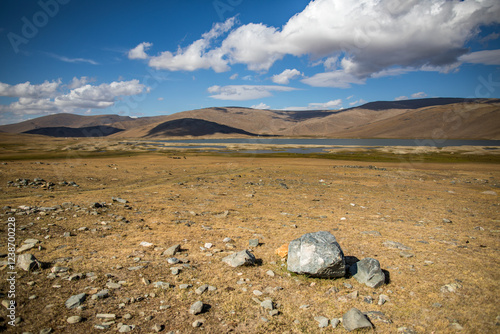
0, 153, 499, 333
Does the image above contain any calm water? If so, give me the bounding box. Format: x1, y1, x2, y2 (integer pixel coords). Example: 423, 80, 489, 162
155, 138, 500, 148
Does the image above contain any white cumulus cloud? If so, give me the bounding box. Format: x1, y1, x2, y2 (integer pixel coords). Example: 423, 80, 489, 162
207, 84, 297, 100
0, 79, 149, 119
131, 0, 500, 89
282, 99, 343, 111
0, 80, 61, 98
128, 42, 153, 60
147, 18, 235, 72
411, 92, 427, 99
272, 69, 302, 84
251, 102, 271, 109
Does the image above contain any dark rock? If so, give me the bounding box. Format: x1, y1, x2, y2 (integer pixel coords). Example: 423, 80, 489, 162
287, 231, 345, 278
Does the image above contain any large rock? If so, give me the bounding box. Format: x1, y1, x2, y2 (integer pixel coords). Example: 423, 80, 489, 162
343, 308, 373, 332
287, 231, 345, 278
222, 250, 256, 267
349, 257, 385, 288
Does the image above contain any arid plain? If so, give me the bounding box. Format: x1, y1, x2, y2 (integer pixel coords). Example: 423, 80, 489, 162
0, 134, 499, 334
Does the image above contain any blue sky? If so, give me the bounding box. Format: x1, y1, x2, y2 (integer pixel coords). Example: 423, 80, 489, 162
0, 0, 499, 125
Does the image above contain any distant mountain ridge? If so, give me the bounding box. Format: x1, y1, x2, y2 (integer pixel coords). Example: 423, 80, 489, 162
1, 98, 499, 139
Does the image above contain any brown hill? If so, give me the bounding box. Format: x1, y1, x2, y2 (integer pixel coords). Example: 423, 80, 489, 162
2, 98, 499, 139
296, 101, 500, 139
0, 113, 164, 133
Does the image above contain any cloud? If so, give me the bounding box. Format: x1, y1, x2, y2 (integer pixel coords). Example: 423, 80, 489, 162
251, 102, 271, 109
128, 42, 153, 60
147, 17, 235, 72
207, 84, 297, 100
132, 0, 500, 90
411, 92, 427, 99
0, 79, 149, 117
349, 99, 367, 106
459, 49, 500, 65
272, 69, 302, 84
301, 68, 365, 88
0, 80, 61, 98
229, 73, 238, 80
67, 76, 95, 89
395, 96, 408, 101
157, 97, 164, 101
46, 53, 99, 65
282, 99, 343, 111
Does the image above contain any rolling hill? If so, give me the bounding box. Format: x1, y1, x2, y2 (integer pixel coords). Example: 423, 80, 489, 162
1, 98, 499, 139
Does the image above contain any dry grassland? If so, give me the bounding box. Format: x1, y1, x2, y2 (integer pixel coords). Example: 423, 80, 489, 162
0, 151, 499, 333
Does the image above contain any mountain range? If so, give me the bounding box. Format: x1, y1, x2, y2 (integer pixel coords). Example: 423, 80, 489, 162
1, 98, 499, 140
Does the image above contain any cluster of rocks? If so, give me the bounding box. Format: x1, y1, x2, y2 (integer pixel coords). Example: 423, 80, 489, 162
1, 198, 130, 223
333, 165, 387, 171
282, 231, 388, 331
6, 178, 79, 189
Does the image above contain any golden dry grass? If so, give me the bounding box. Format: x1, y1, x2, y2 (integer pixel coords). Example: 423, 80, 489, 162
0, 147, 499, 333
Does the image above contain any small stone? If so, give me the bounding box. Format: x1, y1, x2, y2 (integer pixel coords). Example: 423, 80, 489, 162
118, 325, 133, 333
266, 270, 275, 277
92, 289, 109, 300
378, 294, 390, 305
67, 315, 82, 324
39, 329, 53, 334
269, 309, 279, 316
343, 308, 373, 331
275, 243, 289, 258
65, 293, 86, 309
189, 301, 204, 315
123, 314, 132, 320
17, 253, 41, 271
106, 282, 121, 289
223, 237, 232, 243
192, 319, 204, 328
96, 313, 116, 320
400, 251, 414, 258
204, 242, 213, 249
261, 299, 274, 310
314, 316, 329, 328
249, 239, 259, 247
253, 290, 263, 296
222, 250, 256, 268
167, 257, 180, 264
299, 304, 310, 309
383, 240, 412, 250
195, 284, 209, 295
331, 318, 341, 328
140, 241, 154, 247
163, 244, 180, 256
179, 284, 192, 290
152, 324, 164, 332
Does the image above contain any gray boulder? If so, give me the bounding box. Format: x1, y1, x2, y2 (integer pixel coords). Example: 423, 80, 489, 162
349, 257, 385, 288
343, 308, 373, 332
287, 231, 345, 278
222, 250, 256, 267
